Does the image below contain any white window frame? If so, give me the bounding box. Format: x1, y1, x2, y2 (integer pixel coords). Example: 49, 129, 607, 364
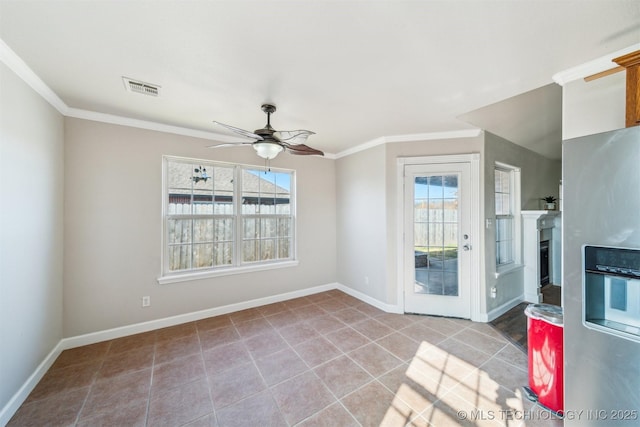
494, 162, 521, 272
158, 156, 297, 284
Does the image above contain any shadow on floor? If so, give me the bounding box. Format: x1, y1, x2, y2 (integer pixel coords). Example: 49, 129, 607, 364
489, 285, 561, 352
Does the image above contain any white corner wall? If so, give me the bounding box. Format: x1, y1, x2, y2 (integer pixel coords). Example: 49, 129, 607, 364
0, 63, 64, 420
562, 71, 626, 140
63, 118, 336, 337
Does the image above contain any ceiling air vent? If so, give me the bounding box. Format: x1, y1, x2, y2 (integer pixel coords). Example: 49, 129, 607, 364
122, 77, 161, 97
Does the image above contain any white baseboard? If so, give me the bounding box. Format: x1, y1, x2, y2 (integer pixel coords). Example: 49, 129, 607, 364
480, 295, 524, 322
524, 292, 543, 304
0, 340, 65, 426
62, 282, 338, 349
335, 283, 402, 314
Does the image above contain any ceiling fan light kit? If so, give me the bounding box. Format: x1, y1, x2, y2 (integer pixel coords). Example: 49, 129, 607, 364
210, 103, 324, 161
253, 141, 284, 159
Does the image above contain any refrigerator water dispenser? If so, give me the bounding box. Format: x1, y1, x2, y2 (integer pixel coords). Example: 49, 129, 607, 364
583, 245, 640, 342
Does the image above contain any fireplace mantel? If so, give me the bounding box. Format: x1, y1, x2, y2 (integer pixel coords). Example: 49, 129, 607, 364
522, 210, 561, 302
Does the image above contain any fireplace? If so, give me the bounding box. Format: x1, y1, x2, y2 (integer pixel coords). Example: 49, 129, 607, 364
540, 240, 550, 285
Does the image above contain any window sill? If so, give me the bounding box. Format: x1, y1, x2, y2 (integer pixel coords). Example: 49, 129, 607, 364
495, 263, 524, 279
158, 260, 299, 285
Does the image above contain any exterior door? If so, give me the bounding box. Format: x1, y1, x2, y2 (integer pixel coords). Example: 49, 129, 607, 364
403, 162, 472, 318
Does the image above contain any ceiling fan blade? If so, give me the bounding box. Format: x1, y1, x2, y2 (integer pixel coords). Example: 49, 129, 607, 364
212, 121, 264, 141
274, 130, 315, 143
207, 142, 254, 149
283, 142, 324, 156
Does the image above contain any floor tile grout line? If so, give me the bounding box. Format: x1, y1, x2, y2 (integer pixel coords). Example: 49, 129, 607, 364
441, 333, 511, 361
70, 340, 112, 425
194, 327, 219, 427
146, 324, 213, 426
254, 296, 375, 425
413, 341, 524, 427
413, 372, 481, 426
365, 345, 448, 426
492, 357, 528, 376
369, 319, 490, 426
453, 323, 513, 346
66, 382, 92, 427
468, 323, 515, 342
481, 344, 528, 375
205, 316, 271, 415
290, 382, 365, 427
204, 295, 349, 424
235, 323, 289, 424
279, 297, 359, 424
142, 342, 157, 427
334, 327, 432, 423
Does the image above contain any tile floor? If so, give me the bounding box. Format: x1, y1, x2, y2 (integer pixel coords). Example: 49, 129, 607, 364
8, 290, 563, 426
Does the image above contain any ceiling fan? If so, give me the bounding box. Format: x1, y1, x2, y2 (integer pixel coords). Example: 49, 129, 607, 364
209, 104, 324, 160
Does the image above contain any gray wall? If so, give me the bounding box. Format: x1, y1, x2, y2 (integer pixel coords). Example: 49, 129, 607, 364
336, 145, 388, 303
0, 63, 64, 414
483, 132, 561, 312
63, 118, 336, 337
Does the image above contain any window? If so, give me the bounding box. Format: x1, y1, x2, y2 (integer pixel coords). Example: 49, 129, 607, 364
161, 156, 295, 282
495, 165, 518, 266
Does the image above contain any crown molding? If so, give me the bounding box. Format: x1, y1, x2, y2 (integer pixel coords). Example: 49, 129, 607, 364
335, 136, 387, 159
335, 129, 482, 159
552, 43, 640, 86
0, 38, 68, 114
65, 108, 251, 143
385, 129, 482, 143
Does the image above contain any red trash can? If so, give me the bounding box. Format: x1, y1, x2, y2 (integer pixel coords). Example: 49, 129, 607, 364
523, 303, 564, 416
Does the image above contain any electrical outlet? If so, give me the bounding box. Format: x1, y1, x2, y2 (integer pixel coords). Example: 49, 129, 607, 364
364, 276, 369, 285
142, 296, 151, 307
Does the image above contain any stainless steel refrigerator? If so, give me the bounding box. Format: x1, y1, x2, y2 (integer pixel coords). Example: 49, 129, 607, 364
563, 126, 640, 426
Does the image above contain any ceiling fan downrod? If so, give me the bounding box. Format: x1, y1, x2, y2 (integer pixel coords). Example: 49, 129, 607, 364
261, 103, 276, 129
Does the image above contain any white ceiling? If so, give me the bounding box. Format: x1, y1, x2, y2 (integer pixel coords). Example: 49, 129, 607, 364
1, 1, 639, 157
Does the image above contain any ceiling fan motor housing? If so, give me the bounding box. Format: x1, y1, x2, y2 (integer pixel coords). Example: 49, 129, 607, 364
255, 103, 278, 139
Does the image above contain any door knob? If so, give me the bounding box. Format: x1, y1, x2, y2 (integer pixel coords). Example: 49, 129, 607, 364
463, 244, 471, 251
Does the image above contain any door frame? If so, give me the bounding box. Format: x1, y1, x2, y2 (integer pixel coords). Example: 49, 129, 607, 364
396, 154, 482, 321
